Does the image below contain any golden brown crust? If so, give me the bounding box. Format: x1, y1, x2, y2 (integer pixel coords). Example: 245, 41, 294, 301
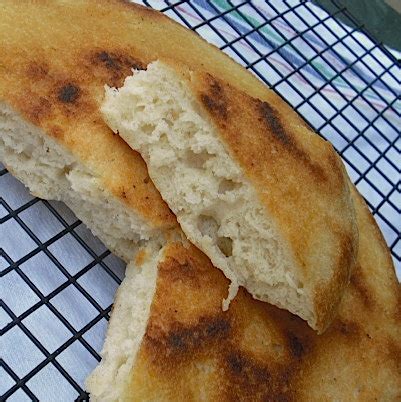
185, 71, 359, 332
126, 189, 400, 401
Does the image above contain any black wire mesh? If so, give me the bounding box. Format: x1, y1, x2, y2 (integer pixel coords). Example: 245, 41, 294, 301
1, 0, 399, 400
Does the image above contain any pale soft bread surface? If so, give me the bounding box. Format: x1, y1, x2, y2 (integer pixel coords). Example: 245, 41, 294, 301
87, 190, 400, 401
102, 61, 358, 332
86, 247, 160, 402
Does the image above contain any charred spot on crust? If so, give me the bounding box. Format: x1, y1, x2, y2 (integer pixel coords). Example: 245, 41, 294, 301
224, 351, 284, 401
209, 78, 223, 96
257, 100, 327, 181
258, 101, 290, 146
200, 76, 228, 120
147, 317, 231, 357
286, 333, 304, 358
97, 51, 120, 69
201, 94, 228, 120
226, 352, 270, 382
226, 353, 245, 374
168, 332, 187, 350
205, 318, 231, 337
223, 350, 276, 401
94, 51, 145, 72
89, 50, 146, 87
58, 84, 80, 103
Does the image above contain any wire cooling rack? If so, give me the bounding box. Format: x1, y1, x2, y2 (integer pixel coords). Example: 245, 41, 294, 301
1, 1, 400, 400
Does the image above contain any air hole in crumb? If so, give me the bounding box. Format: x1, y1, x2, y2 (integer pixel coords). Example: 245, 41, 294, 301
197, 214, 219, 238
170, 110, 179, 120
162, 118, 174, 128
181, 121, 198, 138
141, 124, 156, 134
218, 179, 242, 194
217, 236, 233, 258
185, 150, 211, 169
63, 163, 76, 176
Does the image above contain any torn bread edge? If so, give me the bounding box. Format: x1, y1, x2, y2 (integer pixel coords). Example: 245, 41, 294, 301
0, 101, 173, 262
86, 244, 162, 402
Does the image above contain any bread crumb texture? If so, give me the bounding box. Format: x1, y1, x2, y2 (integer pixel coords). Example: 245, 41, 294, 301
0, 102, 165, 261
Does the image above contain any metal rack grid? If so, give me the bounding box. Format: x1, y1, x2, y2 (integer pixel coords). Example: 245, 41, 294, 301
1, 0, 399, 400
